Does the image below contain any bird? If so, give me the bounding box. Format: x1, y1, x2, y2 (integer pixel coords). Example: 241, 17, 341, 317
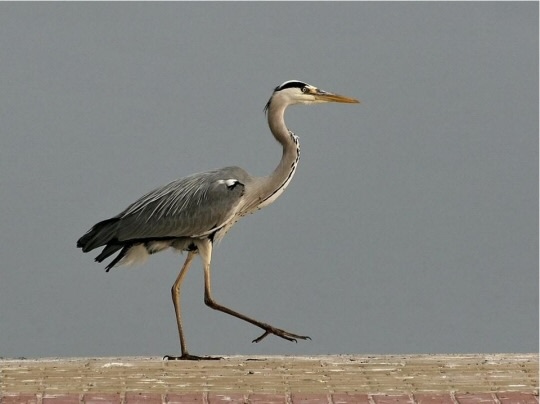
77, 80, 359, 360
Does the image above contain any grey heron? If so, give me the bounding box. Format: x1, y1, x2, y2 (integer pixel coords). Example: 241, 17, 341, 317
77, 80, 359, 360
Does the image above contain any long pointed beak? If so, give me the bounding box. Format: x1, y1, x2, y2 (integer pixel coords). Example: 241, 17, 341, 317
314, 90, 360, 104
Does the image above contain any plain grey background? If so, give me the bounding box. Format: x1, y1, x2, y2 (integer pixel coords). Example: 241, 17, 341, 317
0, 2, 537, 359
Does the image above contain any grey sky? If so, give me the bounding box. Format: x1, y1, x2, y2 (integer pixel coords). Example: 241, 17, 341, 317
0, 2, 537, 359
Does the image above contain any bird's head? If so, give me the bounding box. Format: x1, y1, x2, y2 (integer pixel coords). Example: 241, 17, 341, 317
264, 80, 359, 114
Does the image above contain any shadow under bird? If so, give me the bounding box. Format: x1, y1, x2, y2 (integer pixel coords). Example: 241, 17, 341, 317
77, 80, 359, 360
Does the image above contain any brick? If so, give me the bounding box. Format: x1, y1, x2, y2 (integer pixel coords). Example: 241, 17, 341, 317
371, 395, 413, 404
332, 393, 370, 404
290, 393, 329, 404
248, 393, 287, 403
166, 394, 203, 404
1, 395, 39, 404
43, 395, 80, 404
125, 393, 162, 404
414, 393, 455, 404
496, 392, 539, 404
83, 394, 121, 404
455, 393, 497, 403
207, 393, 246, 404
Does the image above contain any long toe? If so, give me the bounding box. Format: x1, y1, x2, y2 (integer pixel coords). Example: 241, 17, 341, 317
253, 325, 310, 343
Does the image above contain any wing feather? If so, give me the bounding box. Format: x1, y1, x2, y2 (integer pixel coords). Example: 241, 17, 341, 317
114, 167, 247, 242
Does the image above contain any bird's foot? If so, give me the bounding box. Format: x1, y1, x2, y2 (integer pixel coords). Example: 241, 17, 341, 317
252, 324, 311, 344
163, 353, 222, 361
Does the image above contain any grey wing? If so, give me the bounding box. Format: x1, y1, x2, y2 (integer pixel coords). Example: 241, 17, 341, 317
115, 167, 247, 241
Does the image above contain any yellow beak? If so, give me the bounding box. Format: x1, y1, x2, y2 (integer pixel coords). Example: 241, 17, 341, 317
313, 89, 360, 104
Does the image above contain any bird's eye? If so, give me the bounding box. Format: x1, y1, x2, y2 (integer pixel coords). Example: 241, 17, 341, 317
301, 87, 308, 93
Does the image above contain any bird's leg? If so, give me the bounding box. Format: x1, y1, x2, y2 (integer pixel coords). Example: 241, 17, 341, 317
199, 240, 310, 344
164, 251, 220, 361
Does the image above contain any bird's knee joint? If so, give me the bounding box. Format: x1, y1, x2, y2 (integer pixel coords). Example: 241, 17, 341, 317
171, 284, 180, 295
204, 295, 216, 308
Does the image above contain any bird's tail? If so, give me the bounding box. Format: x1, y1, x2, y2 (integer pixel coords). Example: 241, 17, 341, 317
77, 218, 120, 253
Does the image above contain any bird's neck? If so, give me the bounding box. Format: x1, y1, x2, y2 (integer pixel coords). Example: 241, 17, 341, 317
248, 102, 300, 212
